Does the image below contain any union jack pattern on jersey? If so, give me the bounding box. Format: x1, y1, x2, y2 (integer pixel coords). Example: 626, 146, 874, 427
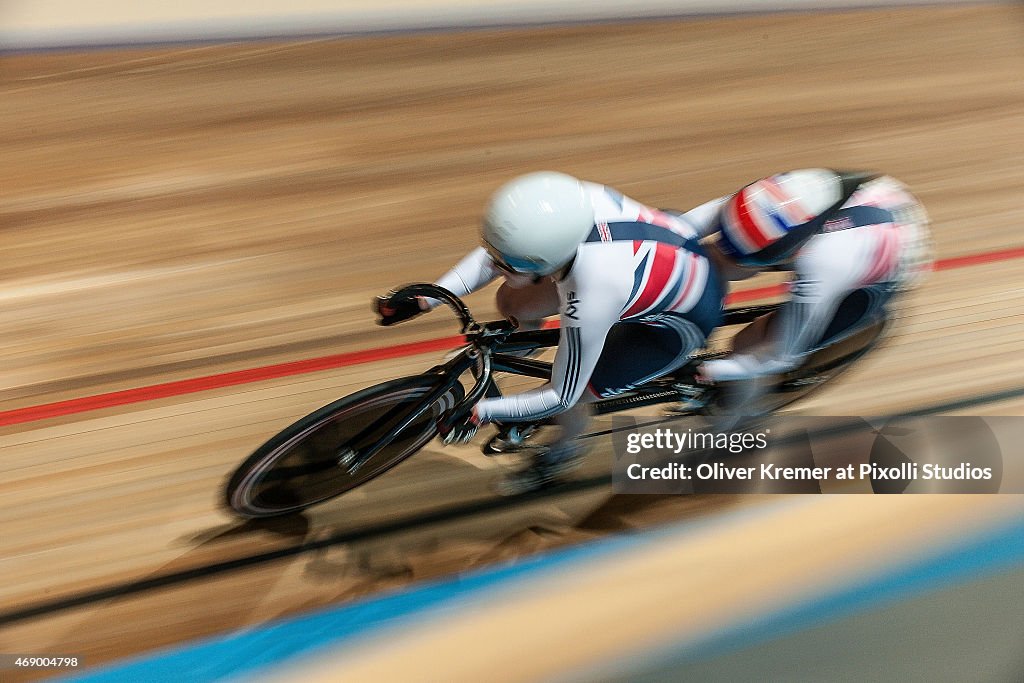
464, 184, 722, 423
585, 218, 711, 324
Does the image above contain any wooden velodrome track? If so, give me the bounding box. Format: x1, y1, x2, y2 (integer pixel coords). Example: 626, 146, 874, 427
1, 3, 1023, 678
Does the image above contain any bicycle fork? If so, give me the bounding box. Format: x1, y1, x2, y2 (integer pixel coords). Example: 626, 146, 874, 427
337, 349, 492, 474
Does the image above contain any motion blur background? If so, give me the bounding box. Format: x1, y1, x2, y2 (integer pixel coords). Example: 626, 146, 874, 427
1, 0, 1023, 681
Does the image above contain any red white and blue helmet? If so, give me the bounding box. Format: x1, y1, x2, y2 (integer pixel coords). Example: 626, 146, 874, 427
716, 168, 850, 267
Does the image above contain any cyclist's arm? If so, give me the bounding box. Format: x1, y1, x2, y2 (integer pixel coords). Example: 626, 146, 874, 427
708, 293, 840, 381
475, 258, 627, 423
679, 195, 729, 239
427, 247, 501, 308
701, 245, 848, 381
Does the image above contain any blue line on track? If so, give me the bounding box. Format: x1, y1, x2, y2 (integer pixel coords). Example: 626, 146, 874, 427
60, 503, 1024, 682
584, 512, 1024, 679
57, 507, 659, 682
59, 499, 812, 682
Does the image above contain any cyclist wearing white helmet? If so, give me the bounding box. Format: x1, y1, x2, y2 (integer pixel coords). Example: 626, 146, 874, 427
689, 169, 932, 411
376, 171, 724, 492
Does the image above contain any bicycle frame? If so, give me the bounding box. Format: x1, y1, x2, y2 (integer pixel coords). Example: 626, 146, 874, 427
341, 284, 785, 473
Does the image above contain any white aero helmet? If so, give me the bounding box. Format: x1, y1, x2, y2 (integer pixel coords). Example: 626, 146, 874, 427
482, 171, 595, 276
717, 168, 878, 267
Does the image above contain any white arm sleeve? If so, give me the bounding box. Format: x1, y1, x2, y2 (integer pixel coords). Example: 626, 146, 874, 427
702, 237, 859, 381
475, 255, 628, 423
700, 289, 839, 381
680, 196, 729, 239
430, 247, 500, 306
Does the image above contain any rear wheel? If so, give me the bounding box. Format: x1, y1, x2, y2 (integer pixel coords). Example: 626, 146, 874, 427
225, 375, 464, 518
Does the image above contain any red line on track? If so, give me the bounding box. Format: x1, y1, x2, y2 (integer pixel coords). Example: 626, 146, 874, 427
1, 246, 1021, 427
0, 336, 463, 427
725, 283, 788, 303
933, 245, 1024, 271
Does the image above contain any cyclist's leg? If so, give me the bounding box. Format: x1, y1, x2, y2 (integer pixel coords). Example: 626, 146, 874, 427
809, 184, 932, 355
589, 318, 708, 397
727, 285, 889, 365
702, 231, 877, 424
731, 310, 778, 356
499, 320, 705, 495
548, 321, 701, 447
485, 277, 562, 459
787, 219, 912, 366
815, 285, 894, 346
516, 322, 686, 463
715, 228, 882, 377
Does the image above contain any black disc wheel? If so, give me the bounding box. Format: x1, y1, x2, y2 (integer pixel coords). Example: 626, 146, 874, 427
225, 375, 464, 518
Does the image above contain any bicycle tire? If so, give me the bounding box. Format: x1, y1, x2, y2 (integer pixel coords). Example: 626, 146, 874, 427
225, 375, 464, 518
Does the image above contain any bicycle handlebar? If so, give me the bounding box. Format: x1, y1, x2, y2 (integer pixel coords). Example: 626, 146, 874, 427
391, 283, 479, 334
392, 283, 779, 336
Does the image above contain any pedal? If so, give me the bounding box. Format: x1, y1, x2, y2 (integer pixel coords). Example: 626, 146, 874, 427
663, 384, 710, 415
483, 424, 541, 456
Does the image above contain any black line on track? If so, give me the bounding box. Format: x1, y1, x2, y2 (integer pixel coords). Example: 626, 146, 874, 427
1, 383, 1021, 627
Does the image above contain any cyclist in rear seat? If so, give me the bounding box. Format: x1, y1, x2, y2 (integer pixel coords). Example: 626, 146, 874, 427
691, 170, 932, 416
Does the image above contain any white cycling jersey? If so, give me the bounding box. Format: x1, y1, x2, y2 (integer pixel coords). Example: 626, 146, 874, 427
698, 175, 933, 381
434, 182, 723, 423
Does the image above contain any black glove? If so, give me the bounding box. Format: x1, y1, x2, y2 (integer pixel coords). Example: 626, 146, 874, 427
373, 289, 426, 326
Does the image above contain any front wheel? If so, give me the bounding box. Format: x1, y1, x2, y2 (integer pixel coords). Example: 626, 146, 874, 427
225, 375, 464, 518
